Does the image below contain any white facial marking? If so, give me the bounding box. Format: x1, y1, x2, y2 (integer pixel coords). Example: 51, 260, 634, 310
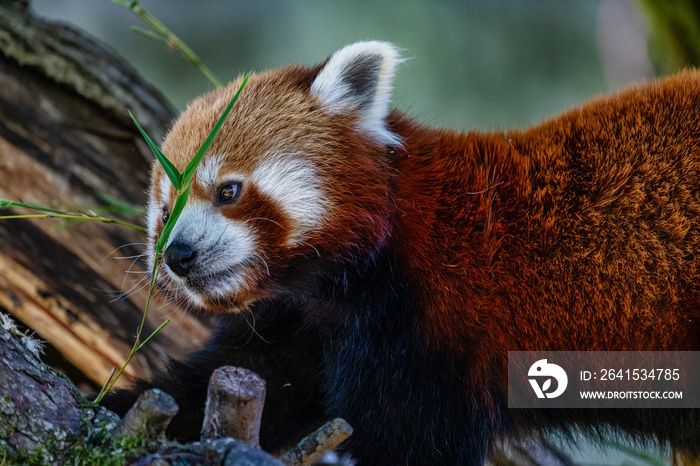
146, 164, 261, 306
197, 154, 225, 189
164, 199, 258, 286
183, 287, 205, 308
251, 155, 328, 245
207, 269, 255, 300
159, 175, 170, 206
146, 197, 159, 244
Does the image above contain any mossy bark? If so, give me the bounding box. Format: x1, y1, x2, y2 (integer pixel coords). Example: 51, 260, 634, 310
0, 314, 124, 463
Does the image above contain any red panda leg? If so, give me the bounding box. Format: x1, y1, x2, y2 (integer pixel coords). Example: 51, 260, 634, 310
101, 299, 325, 453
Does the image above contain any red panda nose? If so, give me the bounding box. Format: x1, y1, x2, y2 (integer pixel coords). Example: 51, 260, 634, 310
164, 241, 197, 278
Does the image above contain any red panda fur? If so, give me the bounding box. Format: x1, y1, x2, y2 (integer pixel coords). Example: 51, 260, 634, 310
105, 43, 700, 464
392, 71, 700, 368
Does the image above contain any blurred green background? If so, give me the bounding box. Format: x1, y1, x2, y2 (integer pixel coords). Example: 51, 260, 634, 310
30, 0, 657, 132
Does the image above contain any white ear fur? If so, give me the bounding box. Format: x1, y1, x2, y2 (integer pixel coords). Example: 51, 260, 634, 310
311, 41, 403, 146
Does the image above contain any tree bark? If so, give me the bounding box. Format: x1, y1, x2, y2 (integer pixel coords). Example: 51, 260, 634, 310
0, 0, 211, 389
0, 312, 120, 457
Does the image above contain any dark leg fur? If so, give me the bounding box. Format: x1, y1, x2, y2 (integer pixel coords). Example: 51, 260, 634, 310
102, 300, 326, 452
306, 251, 498, 465
104, 248, 700, 463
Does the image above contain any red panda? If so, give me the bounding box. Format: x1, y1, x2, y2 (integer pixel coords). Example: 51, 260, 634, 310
105, 42, 700, 464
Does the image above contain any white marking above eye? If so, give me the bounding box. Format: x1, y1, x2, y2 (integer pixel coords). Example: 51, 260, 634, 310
196, 154, 225, 189
251, 154, 329, 245
197, 154, 247, 195
160, 175, 170, 206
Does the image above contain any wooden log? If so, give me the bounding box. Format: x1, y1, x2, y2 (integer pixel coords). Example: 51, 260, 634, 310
201, 366, 266, 447
118, 389, 179, 440
0, 0, 211, 388
0, 312, 120, 455
278, 418, 353, 466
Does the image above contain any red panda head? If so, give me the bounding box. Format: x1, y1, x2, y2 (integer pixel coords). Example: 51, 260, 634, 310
147, 41, 403, 312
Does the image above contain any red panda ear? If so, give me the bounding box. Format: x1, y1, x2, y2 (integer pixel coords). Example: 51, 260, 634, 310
311, 41, 403, 146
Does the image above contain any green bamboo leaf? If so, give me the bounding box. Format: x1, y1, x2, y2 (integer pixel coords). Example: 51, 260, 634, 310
156, 183, 191, 252
128, 110, 182, 190
137, 319, 170, 351
0, 214, 146, 231
180, 74, 249, 187
0, 199, 64, 214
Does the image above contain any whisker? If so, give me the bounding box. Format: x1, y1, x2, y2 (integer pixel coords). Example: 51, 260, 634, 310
253, 253, 270, 276
244, 217, 285, 229
100, 242, 148, 263
120, 251, 151, 293
214, 222, 231, 244
110, 276, 151, 303
465, 181, 504, 195
115, 253, 148, 260
242, 311, 271, 344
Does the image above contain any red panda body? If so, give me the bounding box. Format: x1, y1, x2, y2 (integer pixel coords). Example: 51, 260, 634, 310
105, 43, 700, 464
392, 75, 700, 357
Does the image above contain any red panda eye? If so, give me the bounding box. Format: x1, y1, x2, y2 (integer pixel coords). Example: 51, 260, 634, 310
162, 207, 170, 225
217, 182, 241, 204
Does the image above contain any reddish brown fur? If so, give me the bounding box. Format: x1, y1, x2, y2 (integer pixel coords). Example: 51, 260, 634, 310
389, 71, 700, 382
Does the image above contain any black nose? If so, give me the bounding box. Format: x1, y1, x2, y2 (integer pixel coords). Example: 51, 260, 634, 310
164, 241, 197, 278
